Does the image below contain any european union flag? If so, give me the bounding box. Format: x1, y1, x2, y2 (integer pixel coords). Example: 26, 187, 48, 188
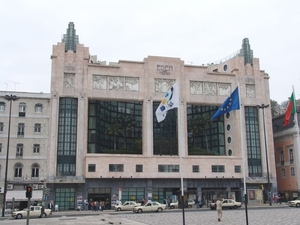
211, 86, 240, 119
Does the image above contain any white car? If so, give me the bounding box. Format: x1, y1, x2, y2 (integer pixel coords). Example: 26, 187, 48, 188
170, 199, 195, 209
12, 206, 52, 219
288, 197, 300, 207
210, 199, 242, 210
133, 201, 167, 213
115, 201, 141, 211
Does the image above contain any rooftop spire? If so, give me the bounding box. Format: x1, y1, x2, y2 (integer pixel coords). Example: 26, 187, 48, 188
240, 38, 253, 65
62, 22, 79, 52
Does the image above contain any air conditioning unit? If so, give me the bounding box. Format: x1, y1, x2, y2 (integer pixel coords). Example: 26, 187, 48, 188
38, 184, 44, 189
32, 184, 38, 190
7, 184, 14, 190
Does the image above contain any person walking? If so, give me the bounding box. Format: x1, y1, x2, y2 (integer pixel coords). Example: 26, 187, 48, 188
216, 198, 223, 222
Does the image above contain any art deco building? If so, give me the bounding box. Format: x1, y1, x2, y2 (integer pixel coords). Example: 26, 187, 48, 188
0, 91, 49, 210
45, 22, 276, 210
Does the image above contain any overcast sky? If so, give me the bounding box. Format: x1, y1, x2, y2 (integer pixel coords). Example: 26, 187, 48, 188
1, 0, 299, 103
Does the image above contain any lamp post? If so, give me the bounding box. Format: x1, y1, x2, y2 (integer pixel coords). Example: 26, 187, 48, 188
1, 94, 18, 217
256, 103, 272, 206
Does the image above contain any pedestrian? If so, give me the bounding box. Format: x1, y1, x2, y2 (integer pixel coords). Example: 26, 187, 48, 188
195, 196, 200, 208
216, 198, 223, 222
48, 200, 54, 212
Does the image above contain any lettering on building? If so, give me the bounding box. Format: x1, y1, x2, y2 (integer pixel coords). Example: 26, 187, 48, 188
156, 65, 174, 75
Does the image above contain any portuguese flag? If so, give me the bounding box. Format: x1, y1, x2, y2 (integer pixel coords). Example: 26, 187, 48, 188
283, 92, 296, 127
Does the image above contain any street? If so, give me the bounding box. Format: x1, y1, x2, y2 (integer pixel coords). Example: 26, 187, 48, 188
0, 205, 298, 225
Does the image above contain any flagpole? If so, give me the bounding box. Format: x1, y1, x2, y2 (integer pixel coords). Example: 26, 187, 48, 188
292, 86, 300, 191
238, 83, 249, 225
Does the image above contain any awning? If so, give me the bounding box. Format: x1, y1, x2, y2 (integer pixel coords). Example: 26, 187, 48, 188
6, 190, 43, 201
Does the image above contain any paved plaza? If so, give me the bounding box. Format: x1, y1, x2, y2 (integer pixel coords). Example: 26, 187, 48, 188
0, 205, 298, 225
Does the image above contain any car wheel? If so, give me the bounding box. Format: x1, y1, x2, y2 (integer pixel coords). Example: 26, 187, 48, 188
138, 208, 143, 213
157, 208, 163, 212
296, 203, 300, 207
117, 208, 121, 211
16, 214, 23, 219
170, 206, 175, 209
233, 205, 237, 209
188, 205, 192, 208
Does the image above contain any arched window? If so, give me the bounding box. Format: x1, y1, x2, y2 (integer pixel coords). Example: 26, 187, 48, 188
31, 163, 40, 178
0, 102, 5, 111
16, 143, 23, 158
35, 103, 43, 113
14, 163, 23, 178
19, 102, 26, 117
17, 123, 25, 136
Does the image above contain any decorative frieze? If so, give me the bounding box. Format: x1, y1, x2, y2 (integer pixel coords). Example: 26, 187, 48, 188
190, 81, 203, 95
203, 82, 217, 96
218, 83, 231, 96
246, 84, 256, 98
109, 76, 124, 90
64, 73, 75, 88
93, 75, 107, 90
154, 79, 176, 93
125, 77, 139, 91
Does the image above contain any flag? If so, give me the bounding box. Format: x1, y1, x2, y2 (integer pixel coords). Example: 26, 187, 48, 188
155, 82, 179, 123
283, 92, 296, 126
211, 86, 240, 119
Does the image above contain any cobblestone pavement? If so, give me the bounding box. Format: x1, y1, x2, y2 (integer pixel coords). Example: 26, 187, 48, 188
0, 206, 298, 225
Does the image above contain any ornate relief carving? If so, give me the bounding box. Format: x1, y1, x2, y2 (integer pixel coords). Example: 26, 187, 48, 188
246, 84, 256, 98
203, 82, 217, 96
218, 83, 231, 96
155, 79, 175, 92
109, 76, 124, 90
64, 73, 75, 88
93, 75, 107, 90
190, 81, 203, 95
125, 77, 139, 91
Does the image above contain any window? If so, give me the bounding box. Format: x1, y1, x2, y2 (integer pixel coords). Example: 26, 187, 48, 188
31, 164, 39, 178
19, 102, 26, 117
35, 103, 43, 113
16, 144, 23, 158
235, 165, 241, 173
280, 150, 284, 165
88, 164, 96, 172
34, 123, 41, 133
158, 165, 179, 172
291, 167, 295, 177
212, 165, 225, 172
14, 163, 23, 178
192, 165, 199, 173
136, 164, 143, 172
0, 102, 5, 111
33, 144, 40, 153
0, 143, 2, 153
281, 168, 286, 178
289, 148, 294, 164
17, 123, 25, 136
0, 122, 3, 132
109, 164, 124, 172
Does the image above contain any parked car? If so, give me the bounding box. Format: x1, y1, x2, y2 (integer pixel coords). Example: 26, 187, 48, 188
288, 197, 300, 207
133, 201, 167, 213
210, 199, 242, 210
12, 206, 52, 219
115, 201, 141, 211
170, 199, 195, 209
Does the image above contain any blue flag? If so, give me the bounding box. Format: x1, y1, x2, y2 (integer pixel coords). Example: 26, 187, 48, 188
211, 86, 240, 119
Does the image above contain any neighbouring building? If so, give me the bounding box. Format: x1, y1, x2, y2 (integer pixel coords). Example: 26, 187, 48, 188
0, 91, 50, 210
273, 110, 300, 202
44, 22, 277, 210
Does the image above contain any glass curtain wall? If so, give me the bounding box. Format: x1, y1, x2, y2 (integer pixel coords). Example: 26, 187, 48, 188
88, 100, 142, 154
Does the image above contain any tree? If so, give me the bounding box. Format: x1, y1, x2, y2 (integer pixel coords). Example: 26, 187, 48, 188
105, 114, 136, 150
105, 120, 123, 150
187, 115, 211, 152
270, 99, 281, 117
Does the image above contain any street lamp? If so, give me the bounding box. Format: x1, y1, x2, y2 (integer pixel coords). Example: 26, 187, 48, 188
1, 95, 18, 217
256, 103, 272, 206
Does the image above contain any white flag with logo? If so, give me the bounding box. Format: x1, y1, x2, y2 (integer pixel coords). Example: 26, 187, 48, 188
155, 82, 179, 123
